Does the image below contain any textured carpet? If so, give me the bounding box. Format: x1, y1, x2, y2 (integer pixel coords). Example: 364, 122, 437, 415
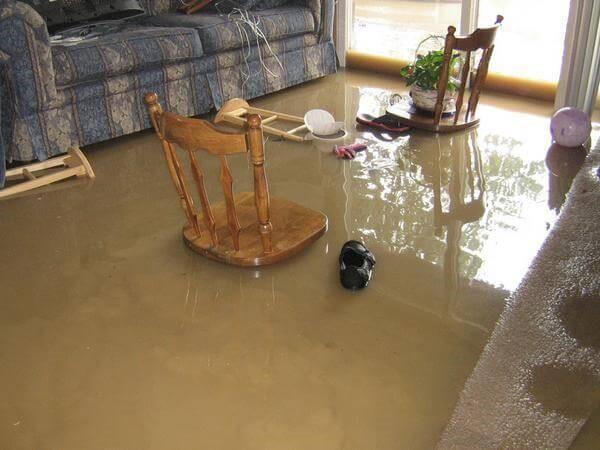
437, 140, 600, 449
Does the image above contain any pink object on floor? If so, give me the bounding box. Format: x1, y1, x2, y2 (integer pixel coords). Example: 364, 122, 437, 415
333, 143, 367, 160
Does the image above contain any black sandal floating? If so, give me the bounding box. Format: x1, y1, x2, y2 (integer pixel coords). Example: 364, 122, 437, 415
339, 240, 376, 290
356, 113, 411, 133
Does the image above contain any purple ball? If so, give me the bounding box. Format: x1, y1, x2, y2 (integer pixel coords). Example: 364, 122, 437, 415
550, 107, 591, 147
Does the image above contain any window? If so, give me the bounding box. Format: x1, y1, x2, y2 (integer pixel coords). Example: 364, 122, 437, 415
348, 0, 571, 85
478, 0, 570, 83
351, 0, 462, 62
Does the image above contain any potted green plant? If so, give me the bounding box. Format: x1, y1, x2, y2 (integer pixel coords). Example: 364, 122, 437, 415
399, 48, 460, 112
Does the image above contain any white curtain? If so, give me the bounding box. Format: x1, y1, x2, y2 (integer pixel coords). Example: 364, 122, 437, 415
555, 0, 600, 115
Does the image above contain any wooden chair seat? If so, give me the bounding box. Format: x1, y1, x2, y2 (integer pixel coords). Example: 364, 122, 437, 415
386, 104, 480, 133
183, 192, 327, 266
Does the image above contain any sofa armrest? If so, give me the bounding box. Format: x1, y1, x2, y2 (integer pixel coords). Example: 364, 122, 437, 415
0, 1, 57, 115
306, 0, 333, 43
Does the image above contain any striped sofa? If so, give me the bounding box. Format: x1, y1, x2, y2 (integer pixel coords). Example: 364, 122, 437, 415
0, 0, 336, 185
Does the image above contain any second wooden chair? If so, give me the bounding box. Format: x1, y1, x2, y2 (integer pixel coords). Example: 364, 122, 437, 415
388, 15, 504, 133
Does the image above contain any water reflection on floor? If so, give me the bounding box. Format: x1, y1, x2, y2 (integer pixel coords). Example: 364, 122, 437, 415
351, 86, 556, 292
0, 70, 592, 449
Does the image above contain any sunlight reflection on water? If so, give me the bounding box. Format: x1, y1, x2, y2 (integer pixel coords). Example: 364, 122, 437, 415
348, 86, 554, 292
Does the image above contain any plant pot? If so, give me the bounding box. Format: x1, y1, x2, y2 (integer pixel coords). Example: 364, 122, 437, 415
410, 85, 456, 113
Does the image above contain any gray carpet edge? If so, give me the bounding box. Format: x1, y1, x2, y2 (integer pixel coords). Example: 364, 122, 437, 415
437, 140, 600, 449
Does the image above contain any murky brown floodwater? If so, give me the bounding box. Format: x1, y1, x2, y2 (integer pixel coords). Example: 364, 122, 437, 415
0, 70, 595, 449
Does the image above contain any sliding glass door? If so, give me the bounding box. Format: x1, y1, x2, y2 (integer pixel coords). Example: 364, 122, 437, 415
351, 0, 462, 62
477, 0, 570, 83
348, 0, 571, 86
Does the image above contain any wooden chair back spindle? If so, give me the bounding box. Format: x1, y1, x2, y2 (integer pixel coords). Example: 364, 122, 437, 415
219, 154, 242, 250
146, 95, 202, 236
189, 150, 218, 246
454, 49, 471, 125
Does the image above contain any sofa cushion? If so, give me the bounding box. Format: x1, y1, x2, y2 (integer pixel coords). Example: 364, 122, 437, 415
51, 25, 204, 87
142, 6, 315, 54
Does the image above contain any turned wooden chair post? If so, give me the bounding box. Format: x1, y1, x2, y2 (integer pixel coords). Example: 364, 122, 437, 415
145, 92, 202, 237
144, 93, 327, 267
434, 16, 503, 128
246, 114, 273, 253
466, 24, 500, 119
461, 15, 503, 123
434, 26, 457, 126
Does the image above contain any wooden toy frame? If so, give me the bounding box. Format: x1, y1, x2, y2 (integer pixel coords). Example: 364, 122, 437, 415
1, 147, 95, 200
215, 99, 308, 142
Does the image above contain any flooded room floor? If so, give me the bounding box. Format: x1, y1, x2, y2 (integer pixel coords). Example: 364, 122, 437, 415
0, 70, 596, 449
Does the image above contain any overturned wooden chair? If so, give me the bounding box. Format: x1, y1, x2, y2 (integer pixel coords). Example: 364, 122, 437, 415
144, 93, 327, 266
215, 98, 308, 142
388, 15, 504, 133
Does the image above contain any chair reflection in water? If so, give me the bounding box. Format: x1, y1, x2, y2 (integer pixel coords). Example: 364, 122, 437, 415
432, 130, 487, 330
144, 93, 327, 267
